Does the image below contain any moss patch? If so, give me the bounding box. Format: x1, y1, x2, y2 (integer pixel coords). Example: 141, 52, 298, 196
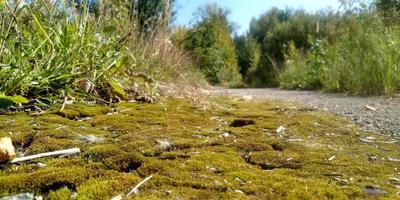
0, 97, 399, 199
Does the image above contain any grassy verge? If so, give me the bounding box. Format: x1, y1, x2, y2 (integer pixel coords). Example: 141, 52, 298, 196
279, 12, 400, 95
0, 0, 204, 108
0, 97, 399, 199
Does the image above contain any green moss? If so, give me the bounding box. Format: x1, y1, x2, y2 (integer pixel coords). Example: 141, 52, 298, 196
76, 175, 141, 200
0, 98, 399, 199
51, 103, 110, 120
84, 144, 144, 173
48, 188, 72, 200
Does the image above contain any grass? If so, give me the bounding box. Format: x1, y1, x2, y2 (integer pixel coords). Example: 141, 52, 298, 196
0, 97, 399, 199
0, 1, 124, 98
321, 13, 400, 95
279, 12, 400, 95
0, 0, 204, 106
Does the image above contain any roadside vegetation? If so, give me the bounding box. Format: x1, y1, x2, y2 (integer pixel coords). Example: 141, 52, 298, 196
0, 0, 203, 109
171, 4, 242, 87
235, 0, 400, 95
170, 0, 400, 95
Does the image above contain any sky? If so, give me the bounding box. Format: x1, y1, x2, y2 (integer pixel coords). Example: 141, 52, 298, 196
174, 0, 341, 35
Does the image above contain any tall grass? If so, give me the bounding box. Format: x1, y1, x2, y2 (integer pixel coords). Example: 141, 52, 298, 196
0, 0, 202, 104
322, 12, 400, 95
0, 0, 131, 101
279, 11, 400, 95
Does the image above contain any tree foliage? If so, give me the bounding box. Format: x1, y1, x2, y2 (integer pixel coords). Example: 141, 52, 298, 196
234, 34, 260, 83
375, 0, 400, 23
241, 8, 341, 86
133, 0, 173, 33
179, 4, 242, 86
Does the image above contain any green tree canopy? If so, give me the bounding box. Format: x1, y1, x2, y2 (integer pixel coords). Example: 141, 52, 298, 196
181, 4, 242, 86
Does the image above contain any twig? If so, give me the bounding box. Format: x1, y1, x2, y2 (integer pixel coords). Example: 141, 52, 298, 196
11, 148, 80, 163
60, 96, 68, 112
127, 175, 153, 196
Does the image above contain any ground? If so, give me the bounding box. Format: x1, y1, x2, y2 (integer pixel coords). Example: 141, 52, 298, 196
209, 87, 400, 136
0, 96, 400, 199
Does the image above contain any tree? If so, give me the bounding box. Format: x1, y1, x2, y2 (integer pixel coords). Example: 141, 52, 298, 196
243, 7, 341, 86
375, 0, 400, 23
234, 34, 260, 82
131, 0, 174, 33
181, 4, 242, 86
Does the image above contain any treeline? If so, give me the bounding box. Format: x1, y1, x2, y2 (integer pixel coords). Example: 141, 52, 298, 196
175, 0, 400, 95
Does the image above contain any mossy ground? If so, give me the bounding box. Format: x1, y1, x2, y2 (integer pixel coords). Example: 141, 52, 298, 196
0, 97, 399, 199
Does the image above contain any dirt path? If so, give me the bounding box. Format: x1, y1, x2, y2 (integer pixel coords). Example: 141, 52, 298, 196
206, 87, 400, 137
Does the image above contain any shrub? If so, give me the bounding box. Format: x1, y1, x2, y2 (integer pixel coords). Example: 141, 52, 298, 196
279, 40, 326, 90
322, 11, 400, 95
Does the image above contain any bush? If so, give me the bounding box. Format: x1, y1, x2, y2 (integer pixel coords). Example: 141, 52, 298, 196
178, 4, 243, 87
279, 9, 400, 95
322, 12, 400, 95
279, 40, 326, 90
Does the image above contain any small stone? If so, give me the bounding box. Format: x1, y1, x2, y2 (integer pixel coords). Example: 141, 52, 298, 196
365, 105, 377, 111
368, 155, 379, 162
34, 196, 43, 200
241, 95, 253, 101
363, 185, 388, 196
276, 126, 286, 134
110, 194, 123, 200
37, 163, 46, 168
155, 139, 172, 151
220, 132, 230, 138
71, 192, 78, 199
209, 166, 223, 174
164, 190, 172, 195
0, 193, 34, 200
0, 137, 16, 163
77, 134, 104, 143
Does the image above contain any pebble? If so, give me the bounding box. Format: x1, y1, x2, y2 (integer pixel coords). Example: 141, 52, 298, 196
220, 132, 230, 138
276, 126, 286, 134
368, 155, 379, 162
0, 193, 34, 200
363, 185, 388, 196
0, 137, 16, 163
37, 163, 46, 168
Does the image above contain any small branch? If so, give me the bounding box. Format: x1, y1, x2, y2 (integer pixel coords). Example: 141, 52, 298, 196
60, 96, 68, 112
11, 148, 80, 163
127, 175, 153, 196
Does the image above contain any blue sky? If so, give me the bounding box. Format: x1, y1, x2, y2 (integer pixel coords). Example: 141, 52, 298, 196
174, 0, 341, 34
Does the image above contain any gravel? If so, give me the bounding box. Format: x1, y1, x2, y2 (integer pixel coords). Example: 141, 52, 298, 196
207, 87, 400, 137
